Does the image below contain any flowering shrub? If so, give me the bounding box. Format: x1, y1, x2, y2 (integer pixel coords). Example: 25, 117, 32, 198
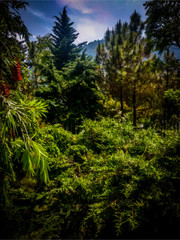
0, 58, 22, 97
0, 82, 10, 96
11, 57, 22, 82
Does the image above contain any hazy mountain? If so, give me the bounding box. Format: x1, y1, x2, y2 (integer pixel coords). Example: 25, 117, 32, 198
82, 39, 104, 58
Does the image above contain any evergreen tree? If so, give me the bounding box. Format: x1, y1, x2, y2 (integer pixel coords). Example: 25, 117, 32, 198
51, 7, 80, 70
128, 11, 144, 126
161, 50, 179, 130
144, 0, 180, 52
58, 53, 103, 132
96, 11, 149, 125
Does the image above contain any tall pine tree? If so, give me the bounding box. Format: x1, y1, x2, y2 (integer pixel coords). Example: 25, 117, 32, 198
51, 7, 79, 70
144, 0, 180, 52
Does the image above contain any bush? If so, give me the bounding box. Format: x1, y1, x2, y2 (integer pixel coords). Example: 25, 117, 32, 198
4, 118, 180, 239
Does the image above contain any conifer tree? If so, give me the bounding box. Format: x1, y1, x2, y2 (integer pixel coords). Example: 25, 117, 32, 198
96, 11, 147, 125
128, 11, 144, 126
58, 53, 103, 132
51, 7, 79, 70
144, 0, 180, 52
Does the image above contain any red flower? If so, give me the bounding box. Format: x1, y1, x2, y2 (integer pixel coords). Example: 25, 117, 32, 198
12, 57, 22, 81
0, 82, 10, 96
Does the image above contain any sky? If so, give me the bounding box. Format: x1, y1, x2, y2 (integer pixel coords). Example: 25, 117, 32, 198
19, 0, 147, 44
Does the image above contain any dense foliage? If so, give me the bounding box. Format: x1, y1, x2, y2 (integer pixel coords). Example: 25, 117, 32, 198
1, 118, 180, 238
144, 0, 180, 52
0, 0, 180, 239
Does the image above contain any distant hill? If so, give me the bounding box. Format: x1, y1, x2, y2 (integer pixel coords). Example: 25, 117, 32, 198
82, 39, 104, 58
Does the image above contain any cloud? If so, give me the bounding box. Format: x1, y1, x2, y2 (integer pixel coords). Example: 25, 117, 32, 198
60, 0, 93, 14
75, 18, 108, 43
27, 7, 52, 22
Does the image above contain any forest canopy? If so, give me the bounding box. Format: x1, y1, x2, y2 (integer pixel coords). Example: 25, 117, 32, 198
0, 0, 180, 239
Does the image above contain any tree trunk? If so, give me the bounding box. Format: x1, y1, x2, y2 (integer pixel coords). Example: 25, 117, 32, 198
163, 106, 166, 131
177, 115, 179, 131
34, 70, 38, 89
120, 84, 123, 116
163, 69, 169, 130
133, 82, 136, 127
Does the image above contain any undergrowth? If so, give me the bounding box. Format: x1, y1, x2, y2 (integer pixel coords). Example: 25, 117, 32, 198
3, 118, 180, 239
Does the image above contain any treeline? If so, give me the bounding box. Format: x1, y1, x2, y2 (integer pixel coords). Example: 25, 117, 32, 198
27, 6, 180, 131
0, 0, 180, 239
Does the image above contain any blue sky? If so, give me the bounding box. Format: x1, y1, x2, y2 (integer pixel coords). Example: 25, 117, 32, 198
20, 0, 146, 43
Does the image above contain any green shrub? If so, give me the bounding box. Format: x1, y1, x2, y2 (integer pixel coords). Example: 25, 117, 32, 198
4, 118, 180, 239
